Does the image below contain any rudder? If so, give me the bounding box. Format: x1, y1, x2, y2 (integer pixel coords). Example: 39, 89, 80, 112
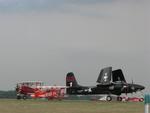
66, 72, 79, 87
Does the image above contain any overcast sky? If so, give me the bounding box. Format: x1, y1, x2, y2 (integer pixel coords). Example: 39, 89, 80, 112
0, 0, 149, 92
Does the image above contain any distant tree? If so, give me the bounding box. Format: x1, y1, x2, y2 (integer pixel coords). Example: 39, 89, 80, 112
0, 90, 16, 99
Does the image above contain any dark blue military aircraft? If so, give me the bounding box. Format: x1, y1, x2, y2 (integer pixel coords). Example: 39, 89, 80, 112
66, 67, 145, 101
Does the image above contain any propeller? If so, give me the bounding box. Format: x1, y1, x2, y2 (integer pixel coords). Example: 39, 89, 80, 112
124, 79, 135, 96
131, 79, 135, 91
123, 84, 128, 95
121, 82, 128, 95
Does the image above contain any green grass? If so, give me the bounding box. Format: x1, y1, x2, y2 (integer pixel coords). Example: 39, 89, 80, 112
0, 99, 144, 113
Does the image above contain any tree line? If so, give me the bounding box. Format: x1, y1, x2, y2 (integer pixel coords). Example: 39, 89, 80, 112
0, 90, 16, 98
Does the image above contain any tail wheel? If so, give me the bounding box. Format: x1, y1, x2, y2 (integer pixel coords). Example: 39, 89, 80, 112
106, 96, 112, 101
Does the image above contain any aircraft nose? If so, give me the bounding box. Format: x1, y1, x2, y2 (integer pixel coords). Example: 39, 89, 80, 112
136, 85, 145, 91
140, 85, 145, 90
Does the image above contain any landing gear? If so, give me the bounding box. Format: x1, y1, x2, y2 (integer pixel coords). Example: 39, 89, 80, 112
16, 94, 28, 100
106, 96, 112, 101
23, 95, 27, 100
117, 96, 122, 101
139, 98, 144, 102
17, 95, 21, 100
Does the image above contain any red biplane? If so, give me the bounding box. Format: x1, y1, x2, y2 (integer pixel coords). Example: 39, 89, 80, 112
16, 81, 66, 100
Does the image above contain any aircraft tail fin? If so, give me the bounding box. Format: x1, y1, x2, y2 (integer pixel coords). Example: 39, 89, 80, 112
66, 72, 79, 87
97, 67, 112, 85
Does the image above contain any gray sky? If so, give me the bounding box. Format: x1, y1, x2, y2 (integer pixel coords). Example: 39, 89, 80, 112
0, 0, 149, 92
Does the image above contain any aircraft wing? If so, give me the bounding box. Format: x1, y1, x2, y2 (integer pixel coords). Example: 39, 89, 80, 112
97, 67, 112, 85
112, 69, 126, 83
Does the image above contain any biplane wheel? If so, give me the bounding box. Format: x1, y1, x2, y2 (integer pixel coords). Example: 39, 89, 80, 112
17, 95, 21, 100
23, 96, 27, 100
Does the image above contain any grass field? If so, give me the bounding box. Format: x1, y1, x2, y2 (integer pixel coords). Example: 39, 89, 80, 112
0, 99, 144, 113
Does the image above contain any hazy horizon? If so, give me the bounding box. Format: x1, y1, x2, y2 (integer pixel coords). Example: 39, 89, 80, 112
0, 0, 149, 93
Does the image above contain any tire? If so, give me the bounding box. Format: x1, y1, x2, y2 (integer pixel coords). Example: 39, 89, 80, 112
17, 95, 21, 100
117, 97, 122, 101
106, 96, 112, 101
139, 98, 144, 102
23, 96, 27, 100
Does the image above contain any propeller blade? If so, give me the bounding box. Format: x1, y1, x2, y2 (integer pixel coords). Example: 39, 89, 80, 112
132, 79, 133, 84
131, 79, 135, 92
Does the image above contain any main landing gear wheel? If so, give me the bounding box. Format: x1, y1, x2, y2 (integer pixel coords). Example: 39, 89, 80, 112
106, 96, 112, 101
23, 96, 27, 100
139, 98, 144, 102
17, 95, 21, 100
117, 97, 122, 101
